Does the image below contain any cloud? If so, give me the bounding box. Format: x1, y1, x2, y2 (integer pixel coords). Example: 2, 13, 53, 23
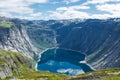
30, 12, 42, 17
96, 4, 120, 18
48, 10, 89, 19
0, 0, 31, 14
63, 0, 80, 4
0, 0, 120, 20
47, 5, 90, 19
56, 5, 90, 11
0, 12, 12, 18
0, 0, 33, 16
25, 0, 48, 4
0, 0, 48, 19
56, 7, 68, 11
10, 12, 43, 20
0, 0, 49, 13
48, 3, 120, 20
90, 14, 111, 19
83, 0, 120, 5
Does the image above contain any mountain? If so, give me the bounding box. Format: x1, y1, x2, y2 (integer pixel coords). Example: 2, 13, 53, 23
0, 17, 120, 79
55, 19, 120, 69
0, 17, 38, 60
26, 18, 120, 70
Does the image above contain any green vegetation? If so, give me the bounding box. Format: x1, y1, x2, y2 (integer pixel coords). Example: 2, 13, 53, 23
0, 20, 12, 28
0, 50, 120, 80
14, 70, 68, 80
10, 65, 68, 80
0, 50, 69, 80
27, 28, 55, 51
69, 68, 120, 80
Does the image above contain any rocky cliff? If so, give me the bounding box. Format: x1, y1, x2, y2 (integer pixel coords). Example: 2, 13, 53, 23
0, 17, 38, 60
0, 50, 32, 79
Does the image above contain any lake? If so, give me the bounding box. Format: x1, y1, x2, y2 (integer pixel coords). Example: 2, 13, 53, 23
37, 48, 93, 76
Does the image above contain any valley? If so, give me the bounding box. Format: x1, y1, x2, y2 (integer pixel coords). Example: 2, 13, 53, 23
0, 17, 120, 79
37, 48, 93, 76
27, 18, 120, 70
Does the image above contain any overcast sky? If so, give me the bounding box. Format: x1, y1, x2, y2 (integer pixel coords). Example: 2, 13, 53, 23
0, 0, 120, 20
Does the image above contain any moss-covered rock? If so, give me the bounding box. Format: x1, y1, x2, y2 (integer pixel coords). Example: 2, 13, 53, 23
0, 20, 12, 28
0, 50, 33, 79
0, 50, 69, 80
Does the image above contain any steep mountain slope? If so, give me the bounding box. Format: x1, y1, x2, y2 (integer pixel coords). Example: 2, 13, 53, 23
26, 19, 120, 70
26, 20, 56, 51
57, 19, 120, 69
0, 17, 38, 60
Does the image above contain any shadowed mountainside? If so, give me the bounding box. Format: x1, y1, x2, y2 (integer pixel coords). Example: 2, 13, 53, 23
27, 19, 120, 70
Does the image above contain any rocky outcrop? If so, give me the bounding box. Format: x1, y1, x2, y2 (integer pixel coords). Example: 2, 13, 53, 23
0, 50, 32, 79
0, 50, 68, 80
0, 18, 38, 60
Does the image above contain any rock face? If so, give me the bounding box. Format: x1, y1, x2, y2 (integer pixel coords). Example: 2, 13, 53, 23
26, 21, 56, 51
55, 19, 120, 69
0, 50, 32, 79
26, 19, 120, 70
0, 18, 38, 60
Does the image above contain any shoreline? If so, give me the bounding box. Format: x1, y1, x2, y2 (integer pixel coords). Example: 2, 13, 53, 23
35, 47, 95, 71
86, 62, 95, 70
59, 48, 87, 56
56, 48, 95, 71
84, 57, 95, 70
35, 47, 58, 70
80, 61, 95, 70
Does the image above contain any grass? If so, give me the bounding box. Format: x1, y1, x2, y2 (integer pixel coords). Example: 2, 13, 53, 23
0, 50, 120, 80
0, 50, 69, 80
18, 70, 68, 80
8, 64, 69, 80
0, 20, 12, 28
69, 68, 120, 80
0, 50, 19, 67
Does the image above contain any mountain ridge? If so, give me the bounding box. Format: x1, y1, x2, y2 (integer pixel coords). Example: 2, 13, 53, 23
0, 17, 120, 70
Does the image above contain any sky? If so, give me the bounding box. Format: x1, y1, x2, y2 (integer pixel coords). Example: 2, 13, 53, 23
0, 0, 120, 20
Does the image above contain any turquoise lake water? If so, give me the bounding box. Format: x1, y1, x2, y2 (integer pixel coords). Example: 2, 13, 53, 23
37, 48, 93, 76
